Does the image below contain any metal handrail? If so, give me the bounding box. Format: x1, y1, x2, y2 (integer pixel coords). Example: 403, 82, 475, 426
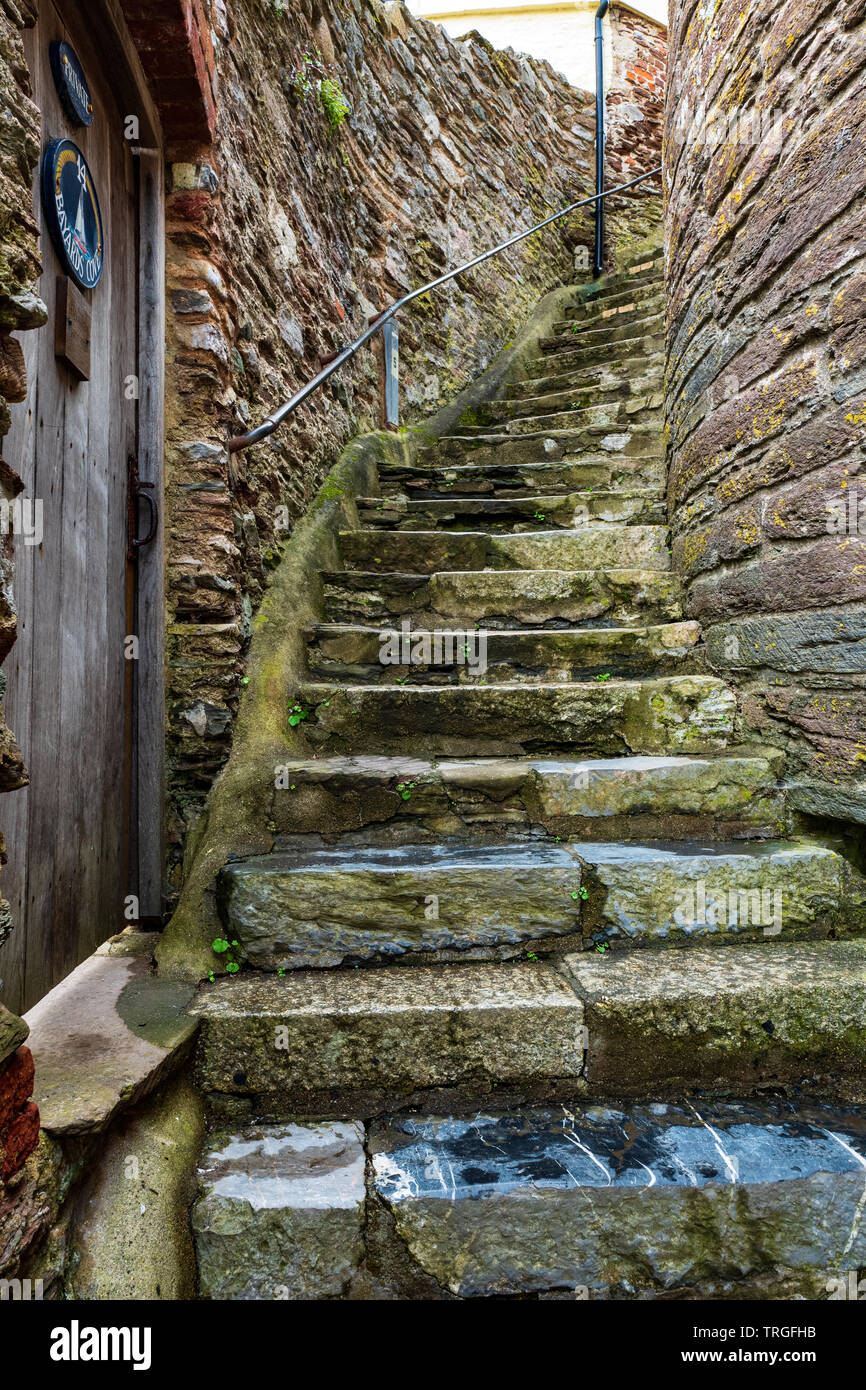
594, 0, 611, 275
228, 166, 662, 454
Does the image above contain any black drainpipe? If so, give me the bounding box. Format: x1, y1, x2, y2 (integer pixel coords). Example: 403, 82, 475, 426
594, 0, 611, 276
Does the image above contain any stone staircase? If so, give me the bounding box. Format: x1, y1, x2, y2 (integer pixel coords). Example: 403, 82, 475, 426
189, 247, 866, 1299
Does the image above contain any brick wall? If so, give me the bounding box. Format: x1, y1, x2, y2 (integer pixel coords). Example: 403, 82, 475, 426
603, 2, 665, 265
666, 0, 866, 824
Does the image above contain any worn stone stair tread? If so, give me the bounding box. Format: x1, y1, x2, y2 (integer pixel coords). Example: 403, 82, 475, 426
191, 960, 585, 1105
557, 938, 866, 1095
306, 618, 700, 682
355, 489, 666, 529
218, 841, 585, 970
369, 1099, 866, 1297
322, 566, 684, 627
265, 750, 786, 840
514, 353, 665, 393
577, 838, 866, 946
297, 675, 735, 756
338, 526, 671, 575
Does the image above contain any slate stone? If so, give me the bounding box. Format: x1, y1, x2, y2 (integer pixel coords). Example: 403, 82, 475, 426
192, 1122, 365, 1299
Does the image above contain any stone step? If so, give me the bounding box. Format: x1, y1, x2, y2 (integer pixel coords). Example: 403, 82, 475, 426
508, 351, 664, 399
321, 566, 684, 627
580, 838, 866, 948
369, 1098, 866, 1298
559, 937, 866, 1097
529, 332, 665, 373
296, 675, 736, 757
266, 750, 787, 842
449, 397, 663, 436
218, 842, 585, 970
465, 395, 663, 435
378, 455, 664, 497
305, 619, 700, 683
337, 526, 671, 576
423, 423, 662, 466
356, 489, 666, 530
495, 371, 663, 419
539, 311, 664, 352
560, 286, 665, 323
191, 960, 586, 1114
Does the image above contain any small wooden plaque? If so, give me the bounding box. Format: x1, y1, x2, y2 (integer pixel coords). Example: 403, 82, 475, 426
55, 275, 91, 380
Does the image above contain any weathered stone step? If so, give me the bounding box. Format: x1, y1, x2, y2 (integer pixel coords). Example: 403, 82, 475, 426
421, 422, 663, 466
539, 311, 663, 352
356, 489, 666, 530
370, 1099, 866, 1298
338, 526, 671, 576
560, 286, 665, 323
306, 619, 699, 683
218, 842, 585, 971
321, 566, 684, 627
558, 938, 866, 1097
296, 675, 736, 757
467, 393, 663, 434
266, 751, 787, 842
529, 332, 665, 373
508, 351, 664, 398
580, 838, 866, 948
450, 397, 661, 433
496, 370, 663, 419
379, 455, 664, 497
191, 960, 585, 1114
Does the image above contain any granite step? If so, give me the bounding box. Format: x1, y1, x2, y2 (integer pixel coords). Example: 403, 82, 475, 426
539, 312, 664, 352
369, 1099, 866, 1298
295, 675, 736, 757
494, 374, 663, 419
321, 566, 684, 627
559, 287, 665, 322
558, 937, 866, 1097
217, 841, 585, 970
264, 751, 788, 843
338, 526, 671, 576
355, 490, 666, 531
305, 619, 700, 683
444, 400, 663, 436
191, 960, 586, 1115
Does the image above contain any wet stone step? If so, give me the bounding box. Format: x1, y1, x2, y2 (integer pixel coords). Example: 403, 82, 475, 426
369, 1099, 866, 1298
419, 422, 662, 467
495, 374, 663, 419
191, 961, 586, 1115
558, 938, 866, 1097
560, 287, 665, 322
532, 333, 665, 371
297, 675, 736, 758
578, 838, 866, 947
321, 566, 684, 627
355, 489, 666, 531
305, 620, 700, 684
510, 352, 665, 397
265, 751, 787, 843
379, 460, 639, 497
338, 526, 671, 576
539, 313, 664, 352
444, 398, 663, 436
218, 842, 585, 970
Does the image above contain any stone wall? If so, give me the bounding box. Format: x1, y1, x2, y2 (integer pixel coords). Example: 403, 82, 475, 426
161, 0, 607, 900
665, 0, 866, 824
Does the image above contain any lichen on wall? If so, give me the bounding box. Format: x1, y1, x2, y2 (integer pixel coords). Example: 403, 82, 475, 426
665, 0, 866, 824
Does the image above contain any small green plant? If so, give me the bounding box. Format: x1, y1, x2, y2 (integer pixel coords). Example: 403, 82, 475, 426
571, 886, 589, 901
210, 936, 242, 980
318, 76, 350, 130
533, 510, 546, 521
525, 951, 539, 962
288, 701, 309, 727
595, 942, 609, 954
396, 781, 416, 801
595, 672, 612, 682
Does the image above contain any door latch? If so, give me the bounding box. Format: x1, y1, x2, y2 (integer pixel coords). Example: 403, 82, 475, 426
127, 455, 157, 558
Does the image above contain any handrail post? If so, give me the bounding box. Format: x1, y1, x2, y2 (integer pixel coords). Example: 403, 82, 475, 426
381, 317, 399, 431
594, 0, 611, 277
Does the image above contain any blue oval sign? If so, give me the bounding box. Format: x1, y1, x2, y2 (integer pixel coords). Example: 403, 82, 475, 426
49, 41, 94, 127
41, 139, 104, 291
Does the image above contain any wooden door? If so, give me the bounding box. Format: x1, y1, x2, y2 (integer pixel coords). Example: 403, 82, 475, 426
0, 0, 162, 1012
